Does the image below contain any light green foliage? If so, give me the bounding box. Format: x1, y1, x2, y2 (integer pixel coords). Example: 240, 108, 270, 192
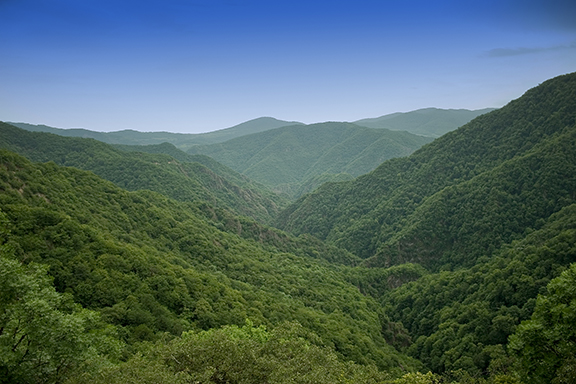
0, 244, 121, 384
509, 263, 576, 384
0, 149, 419, 374
81, 321, 390, 384
387, 371, 442, 384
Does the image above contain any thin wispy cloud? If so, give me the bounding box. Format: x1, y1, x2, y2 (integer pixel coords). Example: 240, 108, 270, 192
484, 41, 576, 58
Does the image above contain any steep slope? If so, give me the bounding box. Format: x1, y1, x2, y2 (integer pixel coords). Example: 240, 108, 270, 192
9, 117, 302, 149
187, 122, 433, 198
354, 108, 495, 137
0, 149, 419, 372
277, 72, 576, 268
0, 123, 287, 224
384, 203, 576, 374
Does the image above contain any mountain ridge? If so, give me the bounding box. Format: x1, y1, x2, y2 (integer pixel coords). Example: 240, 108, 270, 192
8, 116, 304, 149
187, 122, 434, 198
353, 107, 496, 137
9, 108, 491, 149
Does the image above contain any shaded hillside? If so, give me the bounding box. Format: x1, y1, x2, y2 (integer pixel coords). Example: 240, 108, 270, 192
354, 108, 495, 137
9, 117, 302, 149
277, 72, 576, 269
188, 122, 433, 198
0, 149, 419, 373
113, 141, 275, 195
0, 123, 287, 224
383, 203, 576, 374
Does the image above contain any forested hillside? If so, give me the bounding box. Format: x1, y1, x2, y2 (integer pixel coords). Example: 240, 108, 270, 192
273, 72, 576, 382
381, 202, 576, 376
0, 123, 287, 224
0, 149, 421, 383
187, 122, 433, 197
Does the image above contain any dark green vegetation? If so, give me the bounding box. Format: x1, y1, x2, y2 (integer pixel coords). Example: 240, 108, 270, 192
277, 72, 576, 382
10, 117, 302, 149
354, 108, 495, 137
383, 203, 576, 377
188, 122, 433, 197
0, 123, 287, 224
1, 73, 575, 384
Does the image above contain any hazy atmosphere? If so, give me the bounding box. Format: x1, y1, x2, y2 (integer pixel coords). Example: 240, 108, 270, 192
1, 0, 575, 132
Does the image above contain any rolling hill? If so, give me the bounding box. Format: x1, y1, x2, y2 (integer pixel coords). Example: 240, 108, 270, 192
187, 122, 434, 198
0, 148, 421, 381
9, 116, 303, 149
354, 107, 495, 137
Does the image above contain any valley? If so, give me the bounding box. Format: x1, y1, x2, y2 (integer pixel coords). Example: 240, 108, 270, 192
1, 73, 575, 384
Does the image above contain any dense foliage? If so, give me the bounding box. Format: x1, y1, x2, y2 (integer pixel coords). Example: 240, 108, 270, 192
0, 149, 420, 380
0, 123, 287, 224
71, 321, 390, 384
187, 122, 433, 197
510, 262, 576, 384
382, 204, 576, 374
274, 72, 576, 380
0, 214, 121, 384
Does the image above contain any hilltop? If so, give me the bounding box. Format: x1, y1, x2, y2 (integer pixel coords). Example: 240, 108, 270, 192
9, 117, 303, 149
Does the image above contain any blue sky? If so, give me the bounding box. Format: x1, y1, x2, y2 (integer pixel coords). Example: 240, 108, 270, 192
1, 0, 575, 133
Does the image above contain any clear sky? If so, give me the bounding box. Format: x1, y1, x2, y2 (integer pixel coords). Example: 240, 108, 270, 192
1, 0, 575, 133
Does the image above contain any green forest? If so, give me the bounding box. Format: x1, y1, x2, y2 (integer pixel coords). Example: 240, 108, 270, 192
1, 72, 575, 384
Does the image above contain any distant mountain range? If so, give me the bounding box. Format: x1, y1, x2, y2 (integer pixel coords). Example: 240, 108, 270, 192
10, 108, 491, 198
9, 107, 492, 148
9, 117, 303, 150
353, 107, 496, 137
